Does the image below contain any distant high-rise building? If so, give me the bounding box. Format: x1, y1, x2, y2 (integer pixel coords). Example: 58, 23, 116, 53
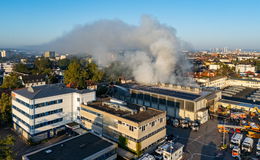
223, 47, 228, 53
0, 50, 7, 57
43, 51, 55, 58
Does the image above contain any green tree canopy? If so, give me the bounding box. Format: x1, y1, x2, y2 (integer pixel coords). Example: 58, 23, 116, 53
0, 93, 12, 126
64, 60, 88, 89
86, 62, 103, 82
57, 59, 70, 70
34, 57, 52, 74
13, 63, 30, 74
1, 73, 23, 89
0, 135, 15, 160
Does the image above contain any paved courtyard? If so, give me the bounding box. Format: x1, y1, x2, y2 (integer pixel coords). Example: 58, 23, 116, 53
167, 119, 259, 160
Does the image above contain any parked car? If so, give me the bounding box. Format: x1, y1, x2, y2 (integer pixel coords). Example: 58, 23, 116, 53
172, 119, 179, 127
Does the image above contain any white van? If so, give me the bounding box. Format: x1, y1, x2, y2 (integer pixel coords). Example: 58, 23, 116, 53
230, 133, 243, 148
241, 137, 254, 153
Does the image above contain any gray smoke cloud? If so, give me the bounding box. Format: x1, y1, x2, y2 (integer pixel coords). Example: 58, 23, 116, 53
42, 16, 195, 85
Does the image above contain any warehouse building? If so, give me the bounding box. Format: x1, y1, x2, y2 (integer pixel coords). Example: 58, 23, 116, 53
80, 98, 166, 153
22, 132, 117, 160
11, 84, 96, 141
112, 83, 221, 124
200, 76, 260, 89
218, 86, 260, 113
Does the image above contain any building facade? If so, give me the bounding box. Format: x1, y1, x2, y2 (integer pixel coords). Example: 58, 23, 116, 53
113, 84, 221, 124
0, 62, 14, 74
43, 51, 56, 58
20, 75, 47, 87
0, 50, 7, 57
235, 64, 256, 74
201, 77, 260, 89
80, 98, 166, 153
12, 84, 96, 141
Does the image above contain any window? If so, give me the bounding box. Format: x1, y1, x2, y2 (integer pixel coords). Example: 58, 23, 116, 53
151, 121, 155, 127
129, 126, 134, 131
34, 118, 63, 129
13, 105, 63, 119
77, 98, 80, 102
160, 118, 163, 123
141, 126, 146, 131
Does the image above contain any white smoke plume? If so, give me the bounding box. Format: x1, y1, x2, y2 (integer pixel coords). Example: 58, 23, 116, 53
42, 16, 195, 85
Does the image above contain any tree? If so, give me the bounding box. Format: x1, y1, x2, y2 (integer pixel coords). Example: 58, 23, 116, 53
57, 59, 70, 70
103, 61, 132, 82
0, 93, 12, 125
118, 135, 128, 149
64, 60, 88, 89
13, 63, 30, 74
0, 135, 15, 160
1, 73, 23, 89
136, 142, 142, 156
34, 57, 52, 74
86, 62, 103, 82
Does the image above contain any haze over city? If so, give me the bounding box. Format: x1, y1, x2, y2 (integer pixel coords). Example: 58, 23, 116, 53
1, 0, 260, 50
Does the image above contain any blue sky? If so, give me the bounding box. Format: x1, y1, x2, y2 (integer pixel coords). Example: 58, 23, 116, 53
0, 0, 259, 49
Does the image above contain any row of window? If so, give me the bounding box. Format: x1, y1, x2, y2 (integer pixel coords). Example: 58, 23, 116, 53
12, 113, 63, 130
118, 117, 164, 132
117, 126, 166, 143
15, 98, 63, 109
12, 105, 31, 119
138, 126, 166, 142
16, 98, 33, 109
34, 99, 63, 108
34, 118, 63, 129
13, 114, 31, 129
12, 105, 63, 119
33, 109, 63, 119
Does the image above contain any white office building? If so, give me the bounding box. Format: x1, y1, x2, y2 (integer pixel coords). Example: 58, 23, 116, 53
209, 64, 220, 70
11, 84, 96, 141
235, 64, 256, 74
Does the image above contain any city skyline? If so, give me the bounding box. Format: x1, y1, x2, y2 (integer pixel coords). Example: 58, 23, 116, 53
0, 0, 260, 50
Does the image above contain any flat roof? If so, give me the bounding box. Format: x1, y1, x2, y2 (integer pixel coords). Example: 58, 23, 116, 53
120, 84, 202, 101
124, 108, 164, 122
23, 133, 115, 160
221, 86, 260, 108
230, 78, 260, 82
85, 99, 164, 123
13, 84, 94, 99
220, 98, 260, 109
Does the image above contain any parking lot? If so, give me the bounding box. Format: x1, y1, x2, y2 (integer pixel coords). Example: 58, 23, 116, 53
167, 119, 259, 160
167, 119, 225, 160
